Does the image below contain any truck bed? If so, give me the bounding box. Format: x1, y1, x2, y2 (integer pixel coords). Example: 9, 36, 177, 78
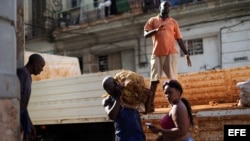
29, 66, 250, 141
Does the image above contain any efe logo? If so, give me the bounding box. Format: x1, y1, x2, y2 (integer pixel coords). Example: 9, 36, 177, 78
228, 129, 246, 136
224, 125, 249, 141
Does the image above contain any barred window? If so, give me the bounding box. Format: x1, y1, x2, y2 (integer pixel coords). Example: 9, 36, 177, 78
181, 39, 203, 57
99, 55, 108, 72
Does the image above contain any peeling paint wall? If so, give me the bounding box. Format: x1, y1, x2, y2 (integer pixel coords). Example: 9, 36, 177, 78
0, 0, 21, 140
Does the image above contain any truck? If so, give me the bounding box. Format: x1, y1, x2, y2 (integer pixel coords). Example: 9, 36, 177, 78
29, 65, 250, 141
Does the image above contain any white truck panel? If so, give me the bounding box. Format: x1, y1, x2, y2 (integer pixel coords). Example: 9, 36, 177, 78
29, 70, 121, 125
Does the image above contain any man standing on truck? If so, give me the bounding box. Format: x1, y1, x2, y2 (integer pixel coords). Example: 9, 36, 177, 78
17, 54, 45, 141
144, 1, 192, 112
102, 75, 146, 141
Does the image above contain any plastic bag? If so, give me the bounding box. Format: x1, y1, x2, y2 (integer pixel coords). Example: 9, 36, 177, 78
236, 79, 250, 107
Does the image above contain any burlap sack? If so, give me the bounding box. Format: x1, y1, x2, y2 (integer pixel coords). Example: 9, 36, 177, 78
114, 70, 149, 105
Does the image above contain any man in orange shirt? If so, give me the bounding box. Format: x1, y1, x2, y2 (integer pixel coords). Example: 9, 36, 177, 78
144, 1, 192, 112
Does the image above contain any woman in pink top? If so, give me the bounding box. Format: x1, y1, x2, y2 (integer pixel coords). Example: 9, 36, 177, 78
146, 79, 194, 141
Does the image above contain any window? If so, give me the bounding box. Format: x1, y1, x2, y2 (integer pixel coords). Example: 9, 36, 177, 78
32, 0, 46, 37
72, 0, 77, 7
78, 57, 83, 74
94, 0, 98, 8
71, 0, 81, 8
99, 55, 108, 72
181, 38, 203, 57
99, 53, 122, 72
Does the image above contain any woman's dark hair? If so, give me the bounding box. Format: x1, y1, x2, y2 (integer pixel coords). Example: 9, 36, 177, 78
163, 79, 183, 95
181, 97, 194, 126
163, 79, 194, 126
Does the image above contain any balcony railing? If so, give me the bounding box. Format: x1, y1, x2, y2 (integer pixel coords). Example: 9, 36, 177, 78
26, 0, 203, 39
55, 0, 203, 29
56, 0, 145, 28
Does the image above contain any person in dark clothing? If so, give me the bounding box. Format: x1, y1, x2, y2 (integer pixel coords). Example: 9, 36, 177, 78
104, 0, 111, 17
17, 54, 45, 141
110, 0, 117, 15
102, 76, 146, 141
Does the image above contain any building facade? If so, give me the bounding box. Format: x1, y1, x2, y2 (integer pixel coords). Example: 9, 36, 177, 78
25, 0, 250, 77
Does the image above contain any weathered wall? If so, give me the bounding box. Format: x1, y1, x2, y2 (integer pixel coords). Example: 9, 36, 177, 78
0, 99, 20, 141
0, 0, 20, 141
221, 20, 250, 68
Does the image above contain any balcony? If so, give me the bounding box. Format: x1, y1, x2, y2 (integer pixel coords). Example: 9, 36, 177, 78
55, 0, 202, 29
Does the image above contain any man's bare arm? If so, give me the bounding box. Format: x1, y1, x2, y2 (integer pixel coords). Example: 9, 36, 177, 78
177, 39, 192, 67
